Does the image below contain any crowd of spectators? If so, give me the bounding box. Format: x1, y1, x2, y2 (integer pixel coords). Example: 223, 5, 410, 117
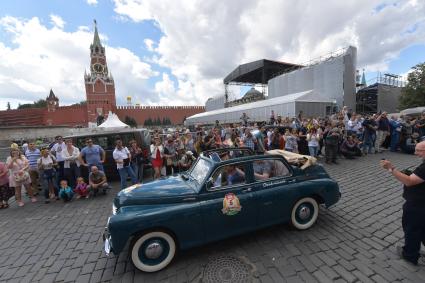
0, 108, 424, 209
0, 136, 113, 208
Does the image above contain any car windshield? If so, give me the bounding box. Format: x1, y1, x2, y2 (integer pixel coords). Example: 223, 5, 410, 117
188, 158, 211, 189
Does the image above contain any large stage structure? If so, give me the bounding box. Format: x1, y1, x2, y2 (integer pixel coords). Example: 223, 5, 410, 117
223, 59, 301, 106
356, 73, 405, 114
188, 46, 358, 126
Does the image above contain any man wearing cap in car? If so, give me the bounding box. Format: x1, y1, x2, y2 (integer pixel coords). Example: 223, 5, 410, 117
178, 151, 195, 171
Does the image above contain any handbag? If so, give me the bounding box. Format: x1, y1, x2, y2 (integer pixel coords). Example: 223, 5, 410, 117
43, 168, 56, 179
14, 171, 30, 183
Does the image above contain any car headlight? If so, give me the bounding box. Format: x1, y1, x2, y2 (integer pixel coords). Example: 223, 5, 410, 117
112, 204, 117, 215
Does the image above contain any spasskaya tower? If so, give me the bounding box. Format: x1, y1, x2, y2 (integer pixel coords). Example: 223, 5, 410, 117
85, 20, 116, 124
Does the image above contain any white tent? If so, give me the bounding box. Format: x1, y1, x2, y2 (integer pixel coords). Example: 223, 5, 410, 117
185, 90, 336, 125
98, 111, 129, 128
400, 107, 425, 116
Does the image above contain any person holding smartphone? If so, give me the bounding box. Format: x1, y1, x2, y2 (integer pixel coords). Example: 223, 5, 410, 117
380, 141, 425, 265
113, 138, 138, 190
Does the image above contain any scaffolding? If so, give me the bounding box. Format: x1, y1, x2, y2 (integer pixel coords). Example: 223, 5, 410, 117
223, 47, 352, 106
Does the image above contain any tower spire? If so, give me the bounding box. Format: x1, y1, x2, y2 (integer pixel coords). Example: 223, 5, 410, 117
361, 69, 367, 86
92, 19, 102, 48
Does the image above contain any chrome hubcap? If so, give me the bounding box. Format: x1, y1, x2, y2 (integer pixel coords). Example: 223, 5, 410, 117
299, 206, 311, 220
145, 241, 163, 259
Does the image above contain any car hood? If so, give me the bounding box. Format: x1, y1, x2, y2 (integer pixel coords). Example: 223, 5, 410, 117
115, 175, 197, 207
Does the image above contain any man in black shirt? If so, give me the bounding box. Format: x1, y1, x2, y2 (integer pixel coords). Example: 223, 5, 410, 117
380, 141, 425, 265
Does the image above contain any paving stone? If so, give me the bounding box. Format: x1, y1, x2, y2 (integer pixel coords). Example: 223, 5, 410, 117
47, 259, 65, 274
76, 273, 91, 283
0, 267, 18, 281
73, 253, 90, 268
64, 268, 81, 282
313, 269, 333, 283
0, 154, 421, 282
101, 267, 114, 282
351, 259, 375, 277
13, 264, 32, 279
298, 270, 317, 282
89, 269, 103, 283
121, 271, 134, 283
320, 265, 340, 280
333, 265, 356, 283
55, 266, 71, 282
39, 273, 57, 283
81, 262, 96, 275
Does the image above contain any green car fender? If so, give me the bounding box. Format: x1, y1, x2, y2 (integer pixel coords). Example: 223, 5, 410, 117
108, 202, 203, 254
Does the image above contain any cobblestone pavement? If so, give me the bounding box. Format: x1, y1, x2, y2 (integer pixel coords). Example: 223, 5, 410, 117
1, 152, 425, 282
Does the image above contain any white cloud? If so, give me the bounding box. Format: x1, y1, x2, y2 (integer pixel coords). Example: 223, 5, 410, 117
144, 38, 155, 51
49, 14, 65, 29
0, 16, 157, 109
86, 0, 98, 6
113, 0, 425, 105
155, 73, 175, 96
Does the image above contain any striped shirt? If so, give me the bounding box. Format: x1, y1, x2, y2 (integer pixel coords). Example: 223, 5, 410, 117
25, 148, 41, 170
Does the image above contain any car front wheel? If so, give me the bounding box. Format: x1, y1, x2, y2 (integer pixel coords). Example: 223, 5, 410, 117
291, 197, 319, 230
131, 231, 176, 272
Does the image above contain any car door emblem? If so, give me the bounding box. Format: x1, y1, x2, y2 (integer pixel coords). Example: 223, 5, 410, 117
222, 193, 242, 216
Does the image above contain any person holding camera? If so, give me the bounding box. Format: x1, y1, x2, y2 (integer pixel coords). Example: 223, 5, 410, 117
113, 138, 138, 190
380, 140, 425, 266
7, 148, 38, 207
38, 148, 58, 203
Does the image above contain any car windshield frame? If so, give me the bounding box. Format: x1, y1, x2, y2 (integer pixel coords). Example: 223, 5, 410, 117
186, 157, 212, 191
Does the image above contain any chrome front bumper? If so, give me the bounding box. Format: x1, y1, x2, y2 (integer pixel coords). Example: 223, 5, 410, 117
103, 217, 113, 256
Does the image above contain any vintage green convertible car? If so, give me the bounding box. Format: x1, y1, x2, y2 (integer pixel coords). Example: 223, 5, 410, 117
103, 148, 340, 272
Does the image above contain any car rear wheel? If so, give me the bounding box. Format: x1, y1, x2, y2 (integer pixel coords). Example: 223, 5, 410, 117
291, 197, 319, 230
131, 231, 176, 272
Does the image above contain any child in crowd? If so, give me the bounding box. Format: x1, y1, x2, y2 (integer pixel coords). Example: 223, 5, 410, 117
74, 177, 89, 199
58, 179, 74, 202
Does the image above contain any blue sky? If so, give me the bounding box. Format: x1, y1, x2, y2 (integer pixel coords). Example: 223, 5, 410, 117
0, 0, 169, 91
0, 0, 424, 109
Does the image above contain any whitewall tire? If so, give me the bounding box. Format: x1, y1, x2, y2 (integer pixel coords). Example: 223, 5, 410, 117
291, 197, 319, 230
131, 231, 176, 272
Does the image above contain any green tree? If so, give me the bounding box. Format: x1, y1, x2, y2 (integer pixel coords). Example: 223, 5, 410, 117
155, 117, 161, 125
72, 100, 87, 106
144, 117, 152, 126
7, 102, 11, 110
399, 62, 425, 110
17, 99, 47, 109
124, 116, 138, 128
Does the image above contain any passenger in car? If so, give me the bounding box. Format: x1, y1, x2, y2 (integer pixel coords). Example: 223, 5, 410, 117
226, 165, 245, 185
253, 160, 272, 180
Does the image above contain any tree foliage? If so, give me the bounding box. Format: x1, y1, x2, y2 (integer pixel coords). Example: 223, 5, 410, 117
124, 116, 138, 128
144, 116, 172, 126
72, 100, 87, 106
399, 62, 425, 110
17, 99, 47, 109
7, 102, 11, 110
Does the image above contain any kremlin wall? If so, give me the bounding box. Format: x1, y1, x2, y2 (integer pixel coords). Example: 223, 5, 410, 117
0, 21, 204, 128
0, 102, 204, 128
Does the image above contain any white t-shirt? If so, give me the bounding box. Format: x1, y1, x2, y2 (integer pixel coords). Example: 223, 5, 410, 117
307, 134, 319, 147
347, 120, 356, 132
267, 130, 273, 146
113, 147, 130, 169
38, 155, 56, 170
51, 142, 66, 162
